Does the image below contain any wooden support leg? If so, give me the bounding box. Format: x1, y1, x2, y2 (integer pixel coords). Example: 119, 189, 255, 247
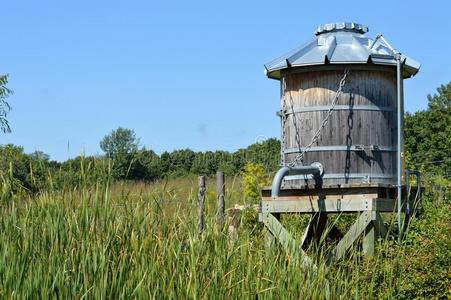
363, 212, 388, 256
301, 213, 328, 250
363, 223, 375, 256
329, 211, 372, 262
262, 212, 317, 270
264, 213, 278, 248
373, 212, 387, 238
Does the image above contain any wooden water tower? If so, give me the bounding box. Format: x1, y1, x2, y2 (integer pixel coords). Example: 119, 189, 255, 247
259, 22, 421, 261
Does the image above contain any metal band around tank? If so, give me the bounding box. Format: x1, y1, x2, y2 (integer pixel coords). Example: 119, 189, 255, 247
276, 105, 395, 117
284, 173, 394, 180
283, 145, 397, 153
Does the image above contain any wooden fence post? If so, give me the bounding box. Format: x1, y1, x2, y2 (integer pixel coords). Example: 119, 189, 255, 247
197, 176, 206, 234
216, 171, 225, 229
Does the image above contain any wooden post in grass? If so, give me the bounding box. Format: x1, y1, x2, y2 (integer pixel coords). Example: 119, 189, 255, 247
197, 176, 206, 233
216, 171, 225, 229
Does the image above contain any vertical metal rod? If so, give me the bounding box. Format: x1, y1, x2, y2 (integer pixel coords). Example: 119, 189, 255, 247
197, 176, 206, 234
216, 171, 225, 229
396, 53, 404, 243
280, 76, 286, 166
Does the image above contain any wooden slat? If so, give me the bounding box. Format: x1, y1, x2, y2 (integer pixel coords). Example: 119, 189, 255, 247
263, 192, 378, 202
262, 198, 372, 213
262, 198, 398, 213
373, 212, 388, 238
282, 67, 397, 186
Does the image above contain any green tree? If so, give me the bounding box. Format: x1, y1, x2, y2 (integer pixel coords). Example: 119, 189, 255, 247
129, 148, 161, 181
405, 82, 451, 175
100, 127, 140, 179
0, 74, 13, 133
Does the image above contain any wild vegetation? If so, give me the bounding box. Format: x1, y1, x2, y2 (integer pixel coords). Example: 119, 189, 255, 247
0, 79, 449, 298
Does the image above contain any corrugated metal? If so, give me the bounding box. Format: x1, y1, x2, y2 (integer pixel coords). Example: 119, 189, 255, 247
265, 22, 420, 80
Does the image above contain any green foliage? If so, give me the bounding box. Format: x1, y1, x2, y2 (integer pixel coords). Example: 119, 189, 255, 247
100, 127, 140, 159
57, 155, 112, 189
100, 127, 141, 179
241, 163, 270, 202
0, 74, 12, 133
396, 198, 451, 298
405, 81, 451, 175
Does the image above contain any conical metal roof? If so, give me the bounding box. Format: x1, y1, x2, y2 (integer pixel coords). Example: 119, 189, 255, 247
265, 22, 420, 80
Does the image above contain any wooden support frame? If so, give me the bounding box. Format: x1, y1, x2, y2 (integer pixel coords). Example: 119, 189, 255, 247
261, 197, 398, 213
260, 186, 392, 264
261, 212, 317, 270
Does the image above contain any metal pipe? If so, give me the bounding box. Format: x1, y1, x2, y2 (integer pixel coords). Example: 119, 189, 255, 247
380, 35, 397, 54
396, 53, 404, 243
271, 162, 323, 197
369, 34, 382, 50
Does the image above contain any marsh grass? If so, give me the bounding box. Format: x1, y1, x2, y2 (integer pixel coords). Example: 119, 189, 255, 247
0, 172, 449, 299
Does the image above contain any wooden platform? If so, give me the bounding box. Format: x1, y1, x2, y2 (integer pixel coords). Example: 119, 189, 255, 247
261, 184, 402, 213
259, 184, 419, 265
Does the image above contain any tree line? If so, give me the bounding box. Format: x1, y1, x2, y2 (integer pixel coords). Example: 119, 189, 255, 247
0, 134, 280, 193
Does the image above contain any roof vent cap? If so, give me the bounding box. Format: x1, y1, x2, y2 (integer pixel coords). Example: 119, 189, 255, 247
315, 22, 369, 35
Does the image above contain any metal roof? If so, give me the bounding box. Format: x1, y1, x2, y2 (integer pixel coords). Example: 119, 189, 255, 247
265, 22, 420, 80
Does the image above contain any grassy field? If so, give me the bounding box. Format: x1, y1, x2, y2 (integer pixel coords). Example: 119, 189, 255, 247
0, 175, 449, 299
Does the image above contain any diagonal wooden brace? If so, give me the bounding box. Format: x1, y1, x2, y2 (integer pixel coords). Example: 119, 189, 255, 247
262, 212, 317, 270
328, 211, 373, 262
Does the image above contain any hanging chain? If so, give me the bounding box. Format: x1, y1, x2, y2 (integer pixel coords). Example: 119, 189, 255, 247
282, 68, 350, 167
280, 77, 288, 165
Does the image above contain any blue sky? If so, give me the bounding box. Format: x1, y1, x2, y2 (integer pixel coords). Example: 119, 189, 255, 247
1, 0, 450, 161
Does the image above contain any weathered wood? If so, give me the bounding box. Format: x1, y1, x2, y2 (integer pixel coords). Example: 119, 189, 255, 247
301, 213, 328, 250
363, 223, 376, 256
262, 198, 374, 213
263, 213, 297, 254
373, 211, 387, 238
259, 185, 408, 262
264, 192, 379, 202
329, 212, 372, 262
264, 213, 279, 248
281, 66, 398, 186
197, 176, 206, 234
261, 185, 398, 198
216, 171, 225, 229
262, 213, 316, 270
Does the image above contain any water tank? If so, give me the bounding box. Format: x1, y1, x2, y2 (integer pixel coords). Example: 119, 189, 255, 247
265, 22, 420, 187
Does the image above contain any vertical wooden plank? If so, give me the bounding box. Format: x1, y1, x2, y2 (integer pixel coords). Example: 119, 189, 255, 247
265, 213, 279, 248
197, 176, 206, 234
373, 211, 388, 238
216, 171, 225, 229
363, 223, 375, 256
282, 67, 398, 186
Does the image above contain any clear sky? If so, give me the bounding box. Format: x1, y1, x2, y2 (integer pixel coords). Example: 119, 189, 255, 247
1, 0, 450, 161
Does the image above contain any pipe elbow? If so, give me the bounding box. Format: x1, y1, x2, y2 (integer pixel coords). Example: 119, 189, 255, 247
271, 162, 323, 197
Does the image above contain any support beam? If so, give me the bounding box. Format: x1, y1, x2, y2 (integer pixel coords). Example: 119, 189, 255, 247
329, 212, 372, 262
373, 211, 387, 238
262, 213, 316, 270
301, 213, 328, 250
264, 213, 279, 248
262, 198, 399, 213
363, 223, 375, 256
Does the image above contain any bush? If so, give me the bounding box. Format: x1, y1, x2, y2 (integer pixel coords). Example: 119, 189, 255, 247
241, 163, 270, 202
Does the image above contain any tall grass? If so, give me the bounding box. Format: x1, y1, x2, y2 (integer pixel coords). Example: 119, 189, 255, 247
0, 171, 449, 298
